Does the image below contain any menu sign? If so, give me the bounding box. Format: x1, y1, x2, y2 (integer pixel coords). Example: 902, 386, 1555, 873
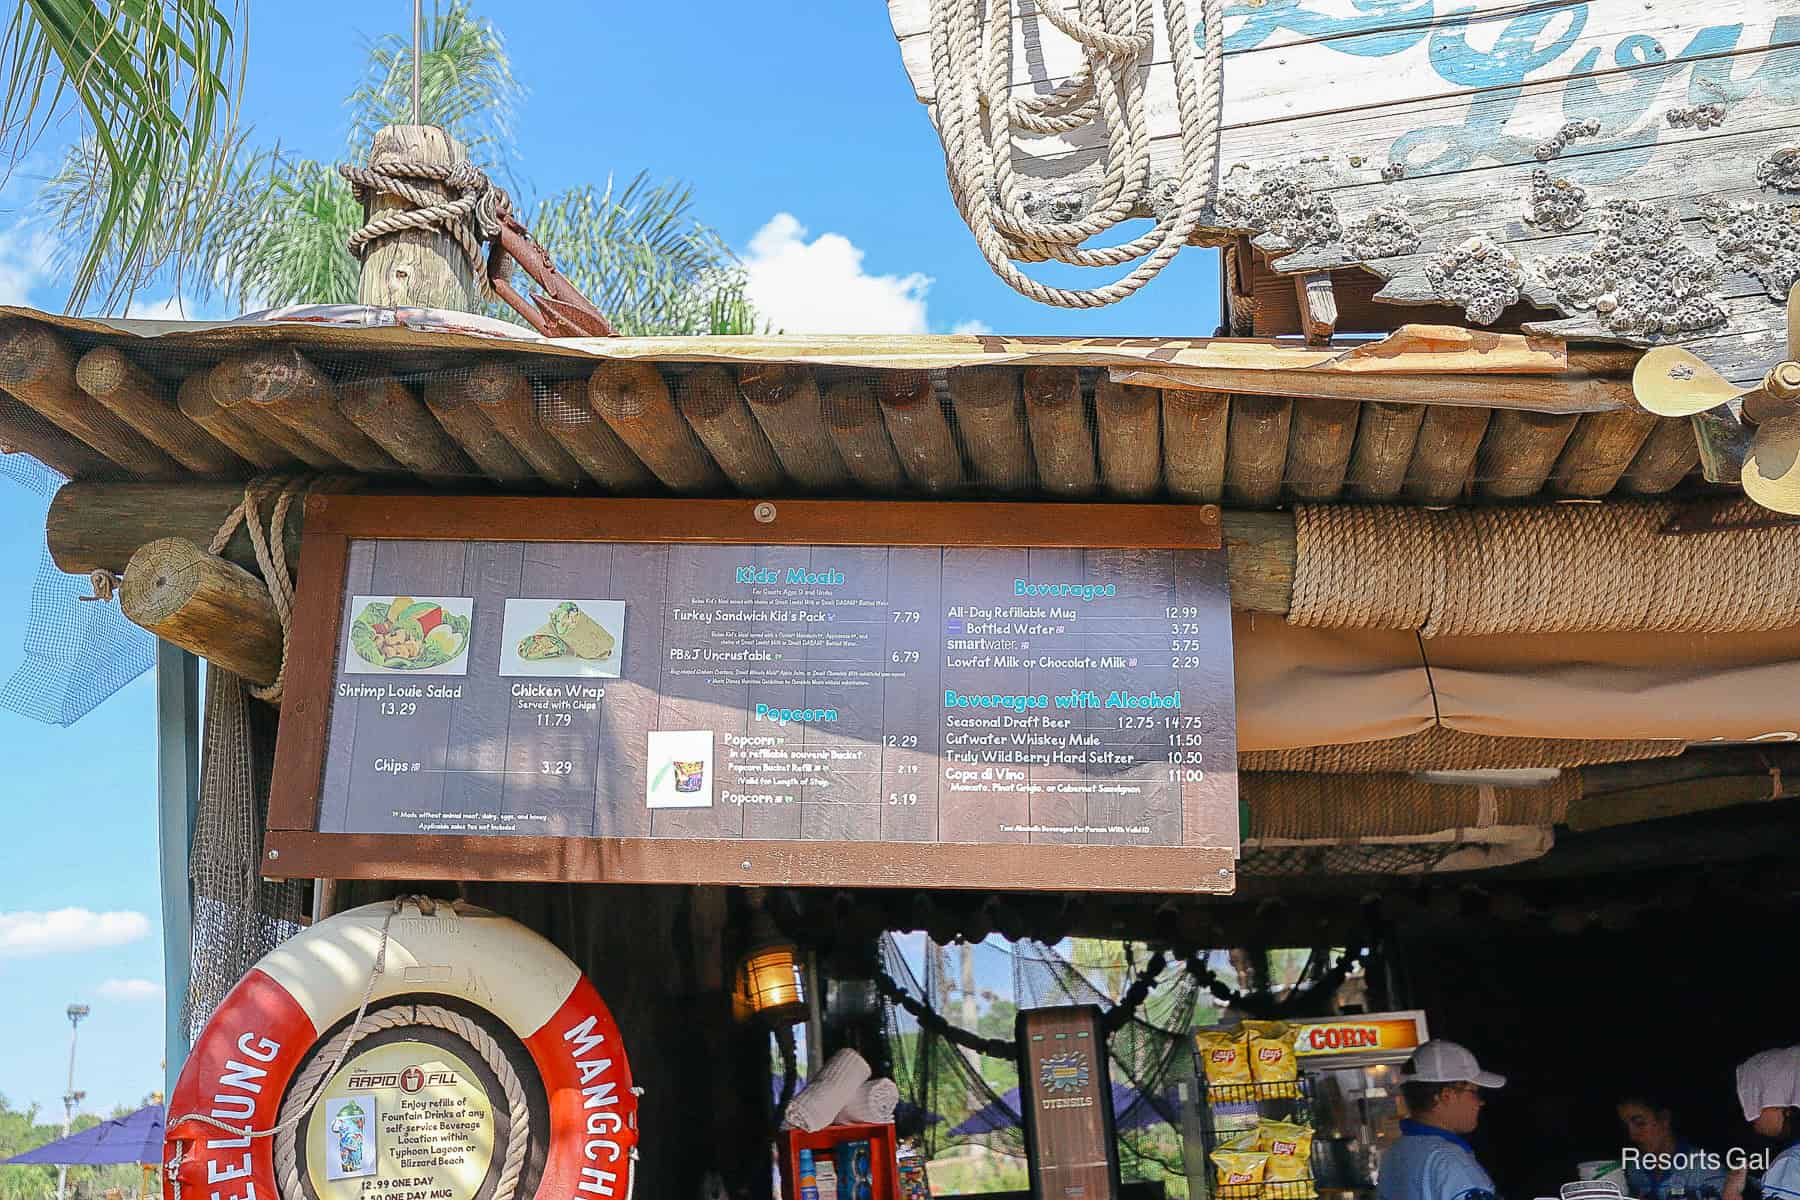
313, 537, 1235, 847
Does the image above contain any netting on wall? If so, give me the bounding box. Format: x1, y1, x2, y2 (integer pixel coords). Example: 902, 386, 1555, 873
0, 454, 152, 725
880, 933, 1206, 1186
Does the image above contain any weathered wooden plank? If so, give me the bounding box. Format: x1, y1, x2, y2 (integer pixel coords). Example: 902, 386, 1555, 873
1404, 406, 1492, 503
1296, 274, 1339, 345
1550, 409, 1660, 496
876, 371, 966, 494
1022, 367, 1098, 497
1474, 410, 1580, 499
1284, 398, 1360, 501
1094, 378, 1162, 498
1225, 395, 1293, 507
1345, 402, 1427, 500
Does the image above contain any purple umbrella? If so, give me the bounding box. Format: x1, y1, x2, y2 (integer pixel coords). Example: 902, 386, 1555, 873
5, 1103, 165, 1166
949, 1085, 1174, 1136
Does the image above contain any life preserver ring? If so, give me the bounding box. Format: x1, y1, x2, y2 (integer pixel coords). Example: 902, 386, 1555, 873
164, 899, 637, 1200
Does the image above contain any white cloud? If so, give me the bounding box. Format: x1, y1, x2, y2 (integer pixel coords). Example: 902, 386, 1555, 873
0, 221, 59, 307
951, 319, 993, 336
0, 908, 152, 958
742, 213, 932, 335
97, 977, 164, 1002
124, 295, 189, 320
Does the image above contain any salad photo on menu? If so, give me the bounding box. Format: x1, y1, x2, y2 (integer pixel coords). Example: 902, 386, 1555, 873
344, 595, 473, 675
500, 599, 625, 677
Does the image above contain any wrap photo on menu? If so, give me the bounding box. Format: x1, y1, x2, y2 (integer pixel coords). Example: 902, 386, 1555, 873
499, 598, 626, 677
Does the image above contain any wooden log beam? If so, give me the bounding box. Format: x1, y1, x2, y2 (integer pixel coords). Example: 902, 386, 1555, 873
738, 364, 850, 491
0, 394, 115, 478
176, 374, 292, 469
1283, 398, 1358, 502
1619, 417, 1700, 495
1161, 388, 1228, 503
1551, 410, 1659, 498
1134, 366, 1633, 414
821, 379, 908, 492
1094, 378, 1161, 498
1403, 406, 1491, 504
1022, 367, 1097, 497
74, 347, 240, 475
875, 371, 964, 495
210, 348, 397, 473
589, 363, 726, 494
47, 482, 1302, 615
1474, 410, 1579, 500
1345, 402, 1426, 501
673, 366, 784, 494
540, 378, 657, 493
0, 320, 181, 476
1225, 395, 1292, 507
422, 373, 537, 484
338, 376, 475, 481
949, 367, 1033, 492
464, 360, 586, 490
119, 537, 281, 685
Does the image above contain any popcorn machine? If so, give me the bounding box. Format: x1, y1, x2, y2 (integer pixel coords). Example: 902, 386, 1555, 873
1180, 1011, 1430, 1198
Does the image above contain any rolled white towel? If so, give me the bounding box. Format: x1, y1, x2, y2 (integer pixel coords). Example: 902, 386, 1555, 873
835, 1078, 900, 1125
782, 1049, 872, 1131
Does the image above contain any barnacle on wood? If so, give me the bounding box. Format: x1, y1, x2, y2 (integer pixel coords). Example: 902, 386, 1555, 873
1534, 200, 1726, 337
1214, 166, 1344, 252
1524, 169, 1590, 232
1427, 237, 1524, 326
1702, 195, 1800, 301
1342, 204, 1422, 260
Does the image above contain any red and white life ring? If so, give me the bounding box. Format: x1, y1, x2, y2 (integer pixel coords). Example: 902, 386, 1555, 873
164, 899, 637, 1200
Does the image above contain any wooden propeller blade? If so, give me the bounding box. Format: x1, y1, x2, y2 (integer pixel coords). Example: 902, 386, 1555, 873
1633, 347, 1743, 416
1743, 413, 1800, 515
1788, 281, 1798, 363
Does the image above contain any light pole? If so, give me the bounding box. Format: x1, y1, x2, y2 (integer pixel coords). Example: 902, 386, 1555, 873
57, 1004, 89, 1200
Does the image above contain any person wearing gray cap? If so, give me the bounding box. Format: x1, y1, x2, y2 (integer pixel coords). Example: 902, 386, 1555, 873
1376, 1040, 1506, 1200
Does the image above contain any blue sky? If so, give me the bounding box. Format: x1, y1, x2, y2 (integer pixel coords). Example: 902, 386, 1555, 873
0, 1, 1222, 1119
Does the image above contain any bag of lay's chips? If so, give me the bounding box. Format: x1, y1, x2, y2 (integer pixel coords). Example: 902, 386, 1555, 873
1209, 1150, 1268, 1190
1257, 1120, 1317, 1196
1242, 1020, 1300, 1097
1196, 1028, 1252, 1086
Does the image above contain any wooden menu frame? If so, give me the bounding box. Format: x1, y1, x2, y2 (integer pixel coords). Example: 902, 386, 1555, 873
264, 495, 1235, 892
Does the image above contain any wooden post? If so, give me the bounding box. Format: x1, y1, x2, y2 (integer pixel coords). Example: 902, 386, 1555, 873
1022, 367, 1098, 497
120, 537, 282, 685
357, 125, 478, 310
0, 320, 179, 476
673, 366, 785, 493
1284, 398, 1359, 501
1094, 378, 1162, 498
738, 365, 851, 490
821, 379, 909, 492
589, 363, 726, 493
875, 372, 965, 494
74, 347, 240, 475
1224, 395, 1292, 507
948, 367, 1034, 492
1403, 406, 1491, 504
1345, 402, 1427, 501
1161, 389, 1228, 503
540, 378, 659, 492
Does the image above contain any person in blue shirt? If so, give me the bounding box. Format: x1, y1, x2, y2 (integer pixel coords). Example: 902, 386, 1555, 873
1617, 1089, 1726, 1200
1733, 1047, 1800, 1200
1377, 1040, 1506, 1200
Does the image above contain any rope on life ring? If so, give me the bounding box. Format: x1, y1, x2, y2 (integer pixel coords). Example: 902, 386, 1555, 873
272, 1004, 533, 1200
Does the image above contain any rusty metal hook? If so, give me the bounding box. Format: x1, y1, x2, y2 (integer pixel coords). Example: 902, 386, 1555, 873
486, 210, 617, 338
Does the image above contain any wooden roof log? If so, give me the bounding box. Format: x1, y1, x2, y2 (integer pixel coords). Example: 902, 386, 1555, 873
1474, 410, 1580, 500
1403, 406, 1492, 505
73, 347, 241, 475
422, 372, 538, 484
588, 362, 726, 494
1620, 416, 1702, 495
538, 377, 657, 494
463, 360, 587, 490
175, 373, 293, 469
1160, 388, 1228, 503
201, 361, 339, 470
0, 320, 181, 476
1551, 410, 1660, 498
337, 376, 476, 482
1344, 402, 1426, 501
1093, 378, 1162, 499
1283, 398, 1359, 502
821, 378, 909, 493
0, 393, 115, 478
673, 365, 785, 494
738, 363, 851, 491
874, 371, 965, 495
947, 366, 1033, 493
209, 347, 398, 474
1023, 367, 1099, 497
1225, 395, 1292, 507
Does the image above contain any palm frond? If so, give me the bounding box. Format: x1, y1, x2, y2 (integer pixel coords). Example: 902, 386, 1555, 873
346, 0, 521, 164
1, 0, 247, 311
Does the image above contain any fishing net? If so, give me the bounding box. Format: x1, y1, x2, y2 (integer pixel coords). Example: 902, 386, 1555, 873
184, 664, 308, 1034
880, 933, 1212, 1188
0, 454, 153, 725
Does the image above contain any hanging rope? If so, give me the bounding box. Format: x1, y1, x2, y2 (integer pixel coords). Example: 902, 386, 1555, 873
338, 158, 510, 297
927, 0, 1224, 307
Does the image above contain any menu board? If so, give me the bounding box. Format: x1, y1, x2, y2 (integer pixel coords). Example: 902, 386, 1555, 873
312, 538, 1238, 853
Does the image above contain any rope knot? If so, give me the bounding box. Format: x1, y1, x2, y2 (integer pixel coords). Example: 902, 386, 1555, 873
338, 155, 513, 297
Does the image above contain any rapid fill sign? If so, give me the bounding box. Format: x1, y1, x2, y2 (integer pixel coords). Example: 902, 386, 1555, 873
1292, 1012, 1428, 1060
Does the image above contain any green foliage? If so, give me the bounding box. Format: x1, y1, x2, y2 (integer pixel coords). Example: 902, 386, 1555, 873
0, 1097, 155, 1200
29, 0, 756, 333
1, 0, 246, 312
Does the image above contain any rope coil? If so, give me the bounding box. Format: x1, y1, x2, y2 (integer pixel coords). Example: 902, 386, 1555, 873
927, 0, 1224, 307
339, 158, 510, 298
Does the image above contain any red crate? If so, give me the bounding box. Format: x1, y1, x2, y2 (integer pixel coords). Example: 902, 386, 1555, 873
780, 1124, 898, 1200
